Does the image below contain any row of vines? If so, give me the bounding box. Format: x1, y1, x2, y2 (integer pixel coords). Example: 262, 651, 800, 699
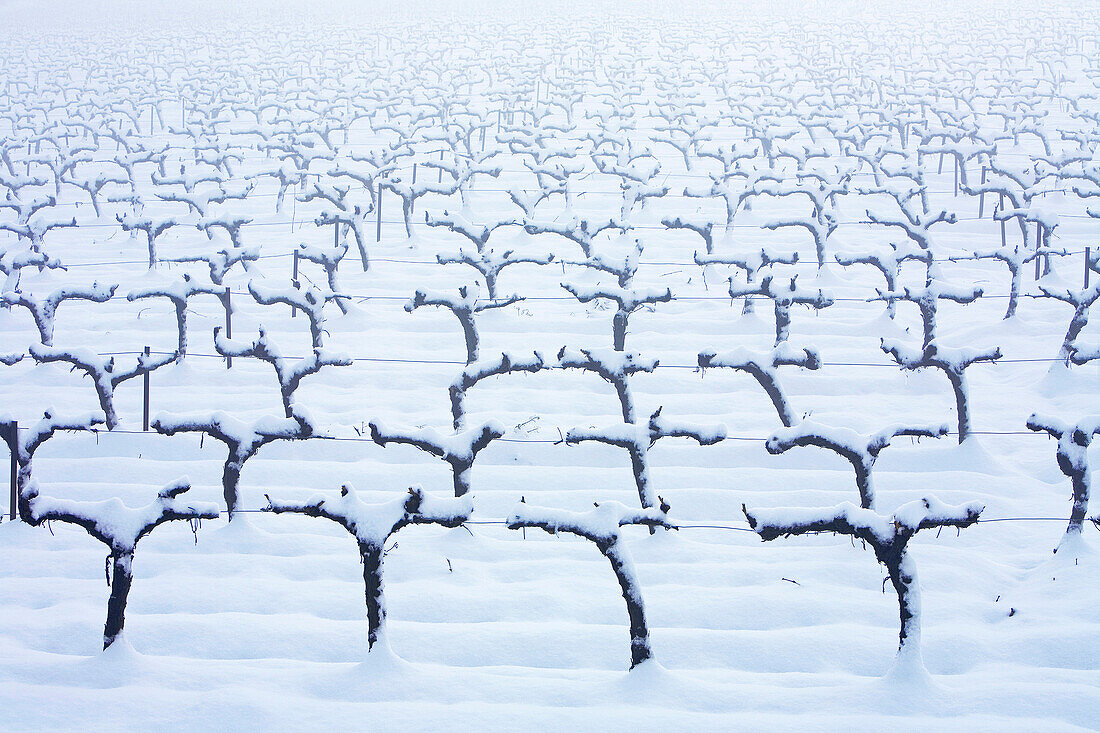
1, 1, 1099, 675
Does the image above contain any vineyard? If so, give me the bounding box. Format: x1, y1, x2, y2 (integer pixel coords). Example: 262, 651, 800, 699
1, 0, 1099, 728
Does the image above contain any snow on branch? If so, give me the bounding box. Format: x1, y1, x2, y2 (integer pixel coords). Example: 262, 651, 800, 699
379, 174, 461, 239
1026, 413, 1100, 547
693, 247, 798, 312
766, 420, 950, 508
29, 344, 174, 429
945, 241, 1045, 320
426, 209, 517, 253
195, 213, 254, 250
265, 484, 471, 652
115, 211, 179, 269
368, 419, 505, 497
436, 246, 553, 301
873, 269, 1001, 442
2, 282, 117, 346
744, 497, 982, 671
560, 280, 672, 352
507, 498, 673, 668
662, 216, 715, 254
1036, 282, 1100, 366
293, 240, 353, 313
744, 496, 982, 544
762, 212, 838, 271
728, 275, 832, 346
522, 216, 630, 258
0, 243, 66, 294
557, 346, 658, 424
127, 274, 224, 359
163, 246, 258, 286
23, 477, 219, 648
152, 409, 315, 517
836, 241, 930, 319
248, 278, 342, 349
4, 409, 107, 518
698, 342, 821, 428
566, 407, 725, 509
16, 408, 107, 466
0, 212, 78, 247
864, 201, 956, 251
214, 326, 351, 417
405, 284, 521, 364
449, 351, 545, 430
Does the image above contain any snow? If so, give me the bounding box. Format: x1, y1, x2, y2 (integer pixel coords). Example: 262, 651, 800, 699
152, 410, 315, 451
267, 484, 473, 543
26, 477, 221, 552
748, 501, 896, 542
127, 275, 221, 307
561, 281, 674, 310
556, 346, 657, 375
0, 0, 1099, 728
507, 500, 669, 540
373, 418, 505, 457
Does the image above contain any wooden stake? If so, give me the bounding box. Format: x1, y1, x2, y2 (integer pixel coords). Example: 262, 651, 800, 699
978, 166, 987, 218
376, 182, 382, 242
8, 421, 16, 522
1000, 194, 1006, 248
291, 250, 299, 318
223, 287, 232, 368
142, 347, 150, 431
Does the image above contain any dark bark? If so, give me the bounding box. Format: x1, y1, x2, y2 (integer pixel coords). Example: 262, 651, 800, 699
266, 486, 470, 653
359, 541, 385, 650
103, 551, 134, 649
1061, 304, 1090, 365
223, 462, 242, 518
626, 445, 651, 509
1005, 261, 1021, 319
451, 462, 472, 497
744, 500, 980, 660
506, 505, 671, 669
597, 537, 651, 668
1068, 472, 1089, 539
448, 385, 464, 430
613, 310, 628, 351
773, 303, 792, 346
613, 375, 635, 423
348, 221, 370, 271
459, 313, 479, 364
741, 361, 795, 428
944, 368, 970, 443
1027, 416, 1099, 543
872, 539, 919, 652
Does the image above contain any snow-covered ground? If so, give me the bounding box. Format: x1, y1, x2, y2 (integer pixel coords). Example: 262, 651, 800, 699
0, 0, 1098, 729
